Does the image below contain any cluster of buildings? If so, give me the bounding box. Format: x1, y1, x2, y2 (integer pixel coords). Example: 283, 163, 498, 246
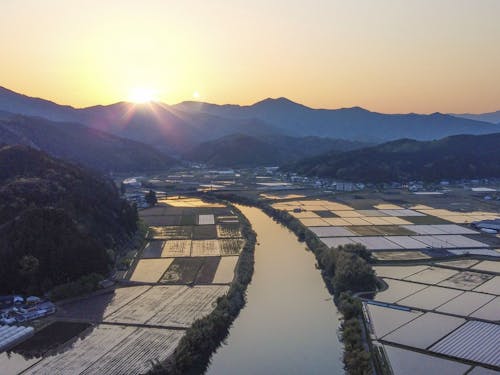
0, 295, 56, 325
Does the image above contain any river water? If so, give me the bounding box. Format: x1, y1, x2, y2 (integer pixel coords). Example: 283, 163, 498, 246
206, 205, 344, 375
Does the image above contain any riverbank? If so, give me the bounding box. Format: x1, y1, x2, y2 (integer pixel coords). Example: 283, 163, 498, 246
206, 205, 344, 374
213, 193, 376, 375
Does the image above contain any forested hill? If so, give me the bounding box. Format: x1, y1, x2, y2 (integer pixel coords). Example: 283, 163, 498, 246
0, 145, 138, 294
183, 133, 368, 167
282, 133, 500, 183
0, 112, 175, 172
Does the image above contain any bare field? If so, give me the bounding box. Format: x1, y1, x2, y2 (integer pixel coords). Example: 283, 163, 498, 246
191, 239, 222, 256
80, 328, 184, 375
105, 285, 229, 328
213, 256, 239, 283
26, 324, 184, 375
192, 224, 218, 240
56, 286, 152, 321
161, 257, 207, 283
25, 325, 135, 374
130, 259, 173, 283
161, 240, 192, 257
195, 257, 221, 283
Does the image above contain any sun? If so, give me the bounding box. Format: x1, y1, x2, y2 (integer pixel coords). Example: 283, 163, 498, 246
128, 87, 159, 103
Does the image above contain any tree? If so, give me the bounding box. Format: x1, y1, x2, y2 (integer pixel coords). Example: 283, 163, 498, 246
145, 190, 157, 206
19, 255, 39, 277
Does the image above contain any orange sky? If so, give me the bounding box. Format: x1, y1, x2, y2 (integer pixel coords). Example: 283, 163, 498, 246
1, 0, 499, 113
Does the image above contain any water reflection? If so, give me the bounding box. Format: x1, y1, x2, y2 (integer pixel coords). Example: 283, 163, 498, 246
206, 205, 344, 375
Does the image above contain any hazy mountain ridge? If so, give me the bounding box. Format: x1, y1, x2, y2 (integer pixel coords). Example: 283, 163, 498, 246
175, 98, 500, 142
282, 133, 500, 183
452, 110, 500, 124
0, 111, 175, 172
183, 133, 369, 167
2, 86, 500, 151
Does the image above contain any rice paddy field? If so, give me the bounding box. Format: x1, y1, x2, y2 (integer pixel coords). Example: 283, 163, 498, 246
380, 344, 472, 375
216, 223, 242, 238
25, 193, 493, 374
22, 325, 185, 375
270, 193, 498, 371
20, 197, 246, 374
191, 239, 222, 257
270, 194, 499, 371
220, 239, 245, 255
161, 239, 192, 257
105, 285, 229, 328
56, 286, 152, 321
160, 257, 222, 284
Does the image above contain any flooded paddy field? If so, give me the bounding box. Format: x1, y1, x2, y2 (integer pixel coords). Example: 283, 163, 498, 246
267, 191, 499, 373
379, 344, 472, 375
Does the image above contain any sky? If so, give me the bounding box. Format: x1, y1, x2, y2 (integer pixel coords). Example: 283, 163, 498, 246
1, 0, 499, 113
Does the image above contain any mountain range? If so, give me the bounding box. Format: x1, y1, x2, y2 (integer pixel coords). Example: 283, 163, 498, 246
1, 85, 500, 170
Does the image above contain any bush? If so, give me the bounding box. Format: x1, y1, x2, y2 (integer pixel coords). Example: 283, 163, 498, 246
49, 273, 104, 301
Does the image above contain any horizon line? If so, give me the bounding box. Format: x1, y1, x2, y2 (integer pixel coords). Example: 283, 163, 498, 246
1, 84, 498, 117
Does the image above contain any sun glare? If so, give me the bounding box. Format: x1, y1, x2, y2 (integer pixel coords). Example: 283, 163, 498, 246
128, 87, 158, 103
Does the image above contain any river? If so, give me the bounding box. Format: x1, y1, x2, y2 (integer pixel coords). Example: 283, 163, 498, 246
206, 205, 344, 375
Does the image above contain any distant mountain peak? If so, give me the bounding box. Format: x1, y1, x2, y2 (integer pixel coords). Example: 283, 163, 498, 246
337, 106, 370, 113
253, 97, 306, 107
